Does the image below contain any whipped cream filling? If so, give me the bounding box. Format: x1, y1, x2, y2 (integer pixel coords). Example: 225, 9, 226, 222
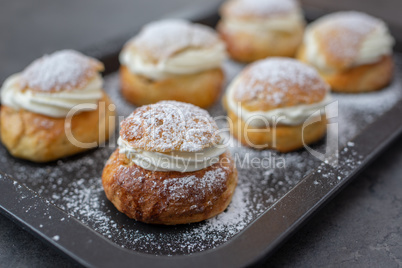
357, 25, 394, 64
118, 137, 227, 172
226, 77, 330, 127
119, 43, 227, 80
304, 23, 394, 71
1, 73, 103, 117
223, 9, 303, 34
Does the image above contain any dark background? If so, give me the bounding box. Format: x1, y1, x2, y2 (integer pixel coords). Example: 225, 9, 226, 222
1, 0, 402, 267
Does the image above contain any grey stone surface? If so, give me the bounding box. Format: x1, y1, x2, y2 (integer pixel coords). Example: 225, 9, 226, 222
0, 213, 80, 268
268, 138, 402, 267
0, 0, 402, 267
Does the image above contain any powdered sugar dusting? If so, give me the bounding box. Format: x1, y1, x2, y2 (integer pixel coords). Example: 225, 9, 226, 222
120, 101, 221, 152
20, 50, 102, 92
234, 58, 328, 107
1, 55, 401, 255
130, 20, 220, 60
224, 0, 298, 18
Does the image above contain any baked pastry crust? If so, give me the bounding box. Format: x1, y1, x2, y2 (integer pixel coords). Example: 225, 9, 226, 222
217, 21, 304, 62
298, 46, 394, 92
102, 150, 237, 225
226, 107, 327, 152
120, 65, 224, 108
0, 93, 115, 162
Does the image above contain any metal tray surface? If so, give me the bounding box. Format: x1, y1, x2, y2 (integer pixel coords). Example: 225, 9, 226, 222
1, 10, 402, 268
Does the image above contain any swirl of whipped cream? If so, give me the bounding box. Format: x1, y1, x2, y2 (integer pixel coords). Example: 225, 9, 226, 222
222, 9, 304, 34
120, 43, 227, 80
304, 19, 394, 71
118, 137, 227, 172
1, 73, 103, 118
226, 77, 331, 127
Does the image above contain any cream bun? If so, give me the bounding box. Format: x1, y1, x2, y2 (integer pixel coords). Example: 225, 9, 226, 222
297, 11, 394, 92
0, 50, 115, 162
102, 101, 237, 225
224, 57, 330, 152
217, 0, 305, 62
119, 19, 227, 108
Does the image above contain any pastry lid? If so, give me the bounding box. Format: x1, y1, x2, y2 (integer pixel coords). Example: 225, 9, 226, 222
19, 49, 104, 93
120, 101, 221, 153
309, 11, 390, 68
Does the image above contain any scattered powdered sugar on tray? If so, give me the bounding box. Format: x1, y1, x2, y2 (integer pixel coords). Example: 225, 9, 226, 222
0, 55, 401, 255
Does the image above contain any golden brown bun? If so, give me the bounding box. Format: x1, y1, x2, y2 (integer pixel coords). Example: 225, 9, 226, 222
226, 107, 327, 152
0, 93, 115, 162
120, 65, 224, 108
102, 150, 238, 225
217, 21, 304, 62
298, 46, 394, 92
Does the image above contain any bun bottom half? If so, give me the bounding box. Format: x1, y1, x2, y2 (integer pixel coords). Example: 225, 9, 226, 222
298, 47, 394, 92
120, 66, 224, 108
217, 22, 304, 63
102, 150, 238, 225
0, 93, 115, 162
227, 109, 327, 152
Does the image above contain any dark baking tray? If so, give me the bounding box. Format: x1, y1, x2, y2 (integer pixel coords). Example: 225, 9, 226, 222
2, 6, 402, 268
